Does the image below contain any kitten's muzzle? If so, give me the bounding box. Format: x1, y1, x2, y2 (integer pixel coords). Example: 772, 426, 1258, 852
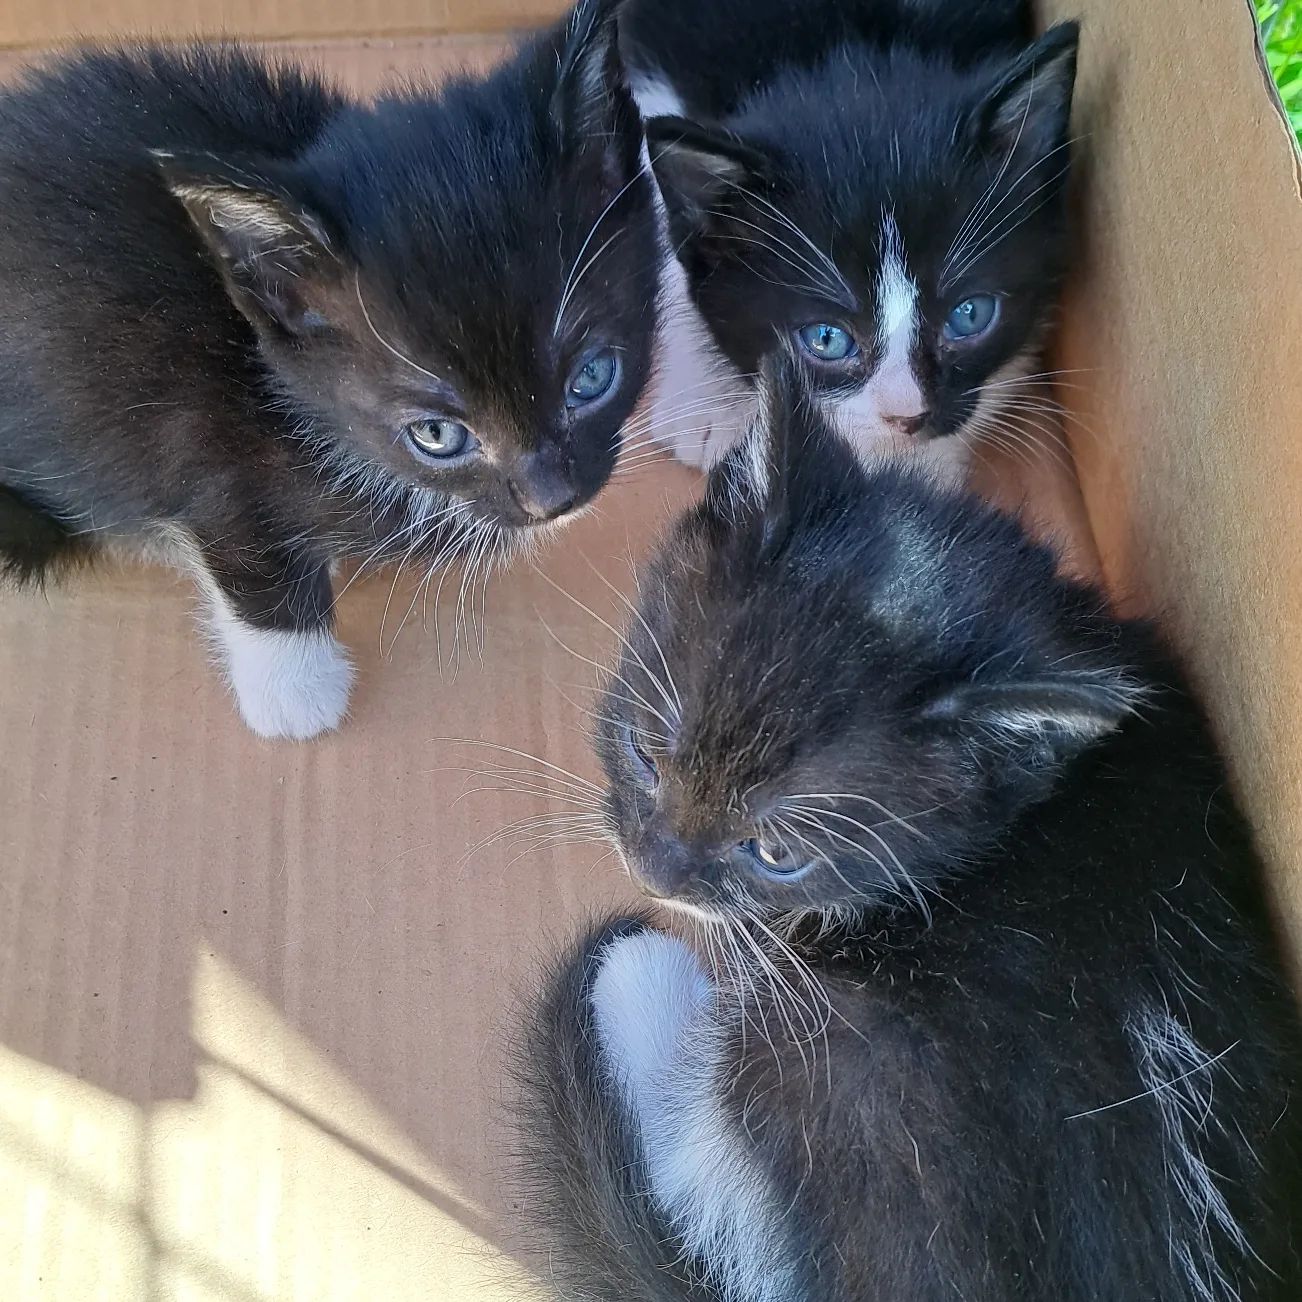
627, 829, 713, 902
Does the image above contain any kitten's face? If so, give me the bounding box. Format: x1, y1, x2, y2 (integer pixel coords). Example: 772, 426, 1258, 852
649, 25, 1078, 463
164, 0, 657, 534
595, 356, 1138, 922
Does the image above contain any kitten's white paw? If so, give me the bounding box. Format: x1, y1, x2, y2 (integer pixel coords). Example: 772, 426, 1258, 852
217, 620, 355, 741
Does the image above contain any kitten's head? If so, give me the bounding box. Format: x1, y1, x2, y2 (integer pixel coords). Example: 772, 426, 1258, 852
595, 350, 1142, 922
647, 24, 1079, 466
159, 0, 658, 534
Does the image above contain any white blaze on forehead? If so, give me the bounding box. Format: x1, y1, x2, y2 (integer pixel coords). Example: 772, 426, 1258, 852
875, 213, 918, 354
871, 215, 924, 417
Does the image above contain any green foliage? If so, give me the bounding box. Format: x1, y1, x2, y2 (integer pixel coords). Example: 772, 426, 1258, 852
1258, 0, 1302, 144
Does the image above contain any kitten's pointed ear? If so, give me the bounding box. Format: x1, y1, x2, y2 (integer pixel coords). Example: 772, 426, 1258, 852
551, 0, 634, 151
702, 347, 802, 553
646, 116, 771, 246
925, 669, 1144, 765
155, 151, 338, 337
972, 23, 1079, 158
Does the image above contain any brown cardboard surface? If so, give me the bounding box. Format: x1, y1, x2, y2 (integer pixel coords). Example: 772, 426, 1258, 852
0, 1, 553, 53
1042, 0, 1302, 970
0, 9, 1292, 1302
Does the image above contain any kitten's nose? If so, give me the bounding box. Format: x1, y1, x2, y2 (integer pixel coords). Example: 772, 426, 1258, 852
508, 460, 578, 523
629, 830, 698, 899
882, 411, 929, 436
872, 360, 928, 436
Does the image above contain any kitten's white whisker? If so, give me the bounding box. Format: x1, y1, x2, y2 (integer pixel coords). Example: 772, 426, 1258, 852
354, 271, 444, 384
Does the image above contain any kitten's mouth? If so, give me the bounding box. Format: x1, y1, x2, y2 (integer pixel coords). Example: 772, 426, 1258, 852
499, 499, 594, 535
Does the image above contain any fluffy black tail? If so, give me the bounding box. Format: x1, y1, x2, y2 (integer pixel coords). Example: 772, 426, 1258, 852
0, 485, 91, 586
513, 916, 716, 1302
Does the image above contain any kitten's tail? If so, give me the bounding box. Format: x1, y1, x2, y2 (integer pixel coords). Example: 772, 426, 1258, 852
0, 485, 91, 587
513, 916, 716, 1302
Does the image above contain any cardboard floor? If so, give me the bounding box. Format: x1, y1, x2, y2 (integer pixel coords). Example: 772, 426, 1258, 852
0, 28, 1219, 1302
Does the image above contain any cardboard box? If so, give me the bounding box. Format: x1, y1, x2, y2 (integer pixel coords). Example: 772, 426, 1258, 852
0, 3, 1297, 1298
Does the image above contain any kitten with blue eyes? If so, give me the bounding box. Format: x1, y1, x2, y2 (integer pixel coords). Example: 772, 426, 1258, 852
516, 355, 1302, 1300
621, 0, 1077, 481
0, 1, 657, 739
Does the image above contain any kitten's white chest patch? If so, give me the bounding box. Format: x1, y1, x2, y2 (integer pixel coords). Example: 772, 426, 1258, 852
592, 929, 801, 1302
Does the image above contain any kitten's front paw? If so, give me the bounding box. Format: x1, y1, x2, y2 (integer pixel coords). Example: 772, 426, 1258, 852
220, 624, 355, 741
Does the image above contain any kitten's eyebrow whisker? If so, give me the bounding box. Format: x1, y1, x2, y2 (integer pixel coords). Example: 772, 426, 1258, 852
725, 182, 854, 306
943, 83, 1037, 274
535, 615, 679, 736
433, 736, 602, 793
532, 568, 681, 726
944, 161, 1071, 288
353, 270, 444, 384
553, 162, 650, 336
553, 228, 625, 336
580, 556, 683, 714
706, 218, 845, 305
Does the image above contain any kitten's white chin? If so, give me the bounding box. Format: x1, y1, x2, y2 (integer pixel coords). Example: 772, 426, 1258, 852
211, 611, 355, 741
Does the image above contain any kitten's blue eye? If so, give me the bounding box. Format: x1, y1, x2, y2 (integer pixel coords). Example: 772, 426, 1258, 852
405, 417, 474, 460
567, 349, 619, 406
796, 323, 858, 362
741, 837, 812, 881
943, 294, 999, 341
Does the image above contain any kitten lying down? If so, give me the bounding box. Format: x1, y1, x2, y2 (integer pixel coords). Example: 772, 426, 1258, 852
517, 355, 1302, 1300
627, 0, 1079, 484
0, 0, 658, 739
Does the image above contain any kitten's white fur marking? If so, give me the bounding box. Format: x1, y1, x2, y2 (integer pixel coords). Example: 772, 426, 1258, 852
592, 930, 798, 1302
825, 213, 971, 485
645, 167, 756, 471
1127, 1005, 1248, 1302
149, 524, 355, 740
208, 598, 354, 741
630, 72, 687, 120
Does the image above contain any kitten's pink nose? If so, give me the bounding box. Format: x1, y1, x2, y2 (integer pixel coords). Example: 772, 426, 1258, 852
872, 362, 928, 436
882, 411, 928, 436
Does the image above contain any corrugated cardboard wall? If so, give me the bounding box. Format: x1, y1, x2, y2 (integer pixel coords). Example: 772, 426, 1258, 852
0, 0, 554, 49
1042, 0, 1302, 970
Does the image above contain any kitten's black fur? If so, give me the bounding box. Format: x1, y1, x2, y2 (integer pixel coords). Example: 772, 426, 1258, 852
517, 355, 1302, 1300
621, 0, 1031, 121
0, 10, 657, 736
621, 0, 1078, 474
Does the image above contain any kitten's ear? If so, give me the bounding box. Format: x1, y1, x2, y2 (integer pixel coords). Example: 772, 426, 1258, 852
551, 0, 636, 164
646, 117, 771, 245
156, 151, 339, 337
972, 23, 1079, 158
702, 346, 802, 553
925, 669, 1143, 764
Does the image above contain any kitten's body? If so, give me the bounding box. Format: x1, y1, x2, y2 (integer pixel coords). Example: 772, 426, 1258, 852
0, 13, 657, 737
517, 359, 1302, 1300
625, 0, 1075, 481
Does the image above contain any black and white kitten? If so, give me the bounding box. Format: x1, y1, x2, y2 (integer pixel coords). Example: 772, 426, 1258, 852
517, 355, 1302, 1300
621, 0, 1077, 482
0, 3, 657, 739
